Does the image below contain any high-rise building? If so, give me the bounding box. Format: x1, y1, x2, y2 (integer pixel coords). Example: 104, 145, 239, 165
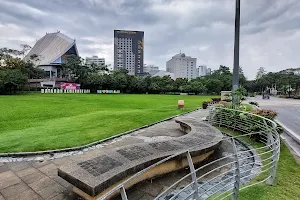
197, 65, 212, 76
144, 64, 159, 73
114, 30, 144, 75
166, 53, 197, 79
198, 65, 208, 76
86, 56, 105, 66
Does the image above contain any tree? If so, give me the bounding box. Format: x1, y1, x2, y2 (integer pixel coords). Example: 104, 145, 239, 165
119, 68, 129, 74
61, 55, 89, 84
256, 67, 266, 80
189, 81, 205, 94
239, 66, 247, 87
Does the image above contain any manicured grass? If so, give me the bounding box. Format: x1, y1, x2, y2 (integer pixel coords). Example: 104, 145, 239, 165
0, 93, 215, 153
220, 127, 300, 200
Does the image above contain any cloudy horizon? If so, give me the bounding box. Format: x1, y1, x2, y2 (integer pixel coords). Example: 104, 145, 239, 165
1, 0, 300, 79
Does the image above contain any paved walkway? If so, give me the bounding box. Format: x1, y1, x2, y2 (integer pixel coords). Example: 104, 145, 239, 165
0, 109, 209, 200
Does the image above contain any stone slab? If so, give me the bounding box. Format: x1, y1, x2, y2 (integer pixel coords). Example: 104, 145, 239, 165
0, 164, 9, 173
58, 118, 223, 197
15, 167, 38, 177
0, 182, 31, 199
21, 171, 48, 185
0, 174, 21, 190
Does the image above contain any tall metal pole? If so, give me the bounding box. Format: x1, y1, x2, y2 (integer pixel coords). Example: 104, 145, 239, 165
232, 0, 240, 105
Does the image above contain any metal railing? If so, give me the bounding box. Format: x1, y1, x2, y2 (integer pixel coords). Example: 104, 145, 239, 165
97, 106, 280, 200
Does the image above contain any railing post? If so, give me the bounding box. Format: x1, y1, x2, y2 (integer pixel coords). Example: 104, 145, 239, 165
230, 138, 240, 200
208, 106, 213, 124
120, 186, 128, 200
263, 119, 272, 149
186, 151, 201, 200
266, 123, 279, 185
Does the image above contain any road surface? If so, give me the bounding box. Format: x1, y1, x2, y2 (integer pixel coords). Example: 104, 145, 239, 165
248, 96, 300, 158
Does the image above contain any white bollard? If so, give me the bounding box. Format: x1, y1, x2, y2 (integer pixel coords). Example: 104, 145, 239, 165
54, 89, 57, 93
41, 89, 44, 93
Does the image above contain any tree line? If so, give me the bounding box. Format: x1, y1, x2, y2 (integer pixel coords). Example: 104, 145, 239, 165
2, 45, 300, 96
62, 55, 245, 94
244, 67, 300, 97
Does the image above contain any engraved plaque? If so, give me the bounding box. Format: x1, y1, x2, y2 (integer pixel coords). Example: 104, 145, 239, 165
117, 146, 153, 161
78, 155, 123, 176
149, 141, 181, 151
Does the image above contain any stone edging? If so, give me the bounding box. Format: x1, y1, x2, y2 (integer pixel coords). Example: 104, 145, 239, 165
0, 108, 202, 158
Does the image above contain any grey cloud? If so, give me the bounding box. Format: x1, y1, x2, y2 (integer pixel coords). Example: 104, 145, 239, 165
1, 0, 300, 79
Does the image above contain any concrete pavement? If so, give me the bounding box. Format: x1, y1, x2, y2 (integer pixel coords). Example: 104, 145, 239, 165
247, 96, 300, 159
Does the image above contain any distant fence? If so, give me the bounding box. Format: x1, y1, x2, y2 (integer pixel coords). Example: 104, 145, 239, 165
41, 89, 90, 94
97, 106, 280, 200
97, 90, 121, 94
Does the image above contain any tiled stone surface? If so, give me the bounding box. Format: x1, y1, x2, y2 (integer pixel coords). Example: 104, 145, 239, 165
15, 167, 38, 177
0, 109, 214, 200
0, 173, 21, 190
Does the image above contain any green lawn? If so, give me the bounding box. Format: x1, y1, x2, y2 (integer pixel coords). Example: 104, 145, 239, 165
0, 93, 214, 153
219, 127, 300, 200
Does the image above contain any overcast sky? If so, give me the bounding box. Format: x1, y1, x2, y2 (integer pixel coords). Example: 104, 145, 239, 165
1, 0, 300, 79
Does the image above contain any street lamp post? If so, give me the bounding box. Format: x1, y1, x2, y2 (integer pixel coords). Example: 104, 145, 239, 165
232, 0, 240, 105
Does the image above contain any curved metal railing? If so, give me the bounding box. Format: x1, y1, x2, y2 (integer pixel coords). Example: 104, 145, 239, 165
97, 106, 280, 200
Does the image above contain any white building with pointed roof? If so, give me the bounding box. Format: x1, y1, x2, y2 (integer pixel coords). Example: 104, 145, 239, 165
24, 32, 79, 88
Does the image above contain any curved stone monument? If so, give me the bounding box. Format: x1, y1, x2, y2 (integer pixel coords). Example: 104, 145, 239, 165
58, 118, 223, 199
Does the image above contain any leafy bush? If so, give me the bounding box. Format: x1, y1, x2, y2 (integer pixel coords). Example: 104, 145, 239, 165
250, 109, 277, 120
249, 101, 259, 106
211, 108, 280, 144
